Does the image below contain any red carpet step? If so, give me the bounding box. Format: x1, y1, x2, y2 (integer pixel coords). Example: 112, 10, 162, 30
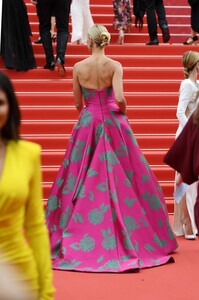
2, 1, 197, 213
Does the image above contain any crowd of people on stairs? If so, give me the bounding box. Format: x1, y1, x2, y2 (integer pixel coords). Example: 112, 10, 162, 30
0, 1, 198, 73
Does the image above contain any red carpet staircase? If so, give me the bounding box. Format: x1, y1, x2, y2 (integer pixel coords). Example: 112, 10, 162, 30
0, 0, 198, 213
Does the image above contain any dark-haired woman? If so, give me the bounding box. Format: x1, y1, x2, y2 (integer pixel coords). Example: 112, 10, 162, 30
0, 0, 36, 71
0, 71, 54, 299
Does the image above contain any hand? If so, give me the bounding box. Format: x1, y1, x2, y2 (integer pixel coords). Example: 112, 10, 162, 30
31, 0, 37, 4
176, 173, 183, 187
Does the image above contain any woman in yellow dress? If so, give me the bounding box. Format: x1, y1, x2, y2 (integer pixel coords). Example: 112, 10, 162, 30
0, 71, 54, 299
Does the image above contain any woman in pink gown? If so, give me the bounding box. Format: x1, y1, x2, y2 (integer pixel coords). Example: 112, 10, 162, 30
46, 24, 178, 273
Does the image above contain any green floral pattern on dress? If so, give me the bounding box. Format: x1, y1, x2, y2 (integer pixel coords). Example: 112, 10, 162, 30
48, 196, 59, 211
88, 204, 110, 225
70, 140, 85, 162
142, 191, 161, 210
75, 109, 93, 129
62, 173, 77, 195
102, 229, 117, 250
58, 259, 82, 269
124, 216, 140, 231
70, 234, 96, 252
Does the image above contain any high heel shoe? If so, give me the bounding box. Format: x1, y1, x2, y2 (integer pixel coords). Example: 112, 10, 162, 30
117, 29, 124, 45
182, 224, 196, 240
183, 35, 198, 45
34, 37, 42, 44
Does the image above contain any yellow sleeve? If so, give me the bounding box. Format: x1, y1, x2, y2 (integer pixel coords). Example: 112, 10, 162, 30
24, 146, 55, 300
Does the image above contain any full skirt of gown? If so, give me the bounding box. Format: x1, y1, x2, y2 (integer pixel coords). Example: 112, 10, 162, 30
46, 87, 178, 272
1, 0, 36, 71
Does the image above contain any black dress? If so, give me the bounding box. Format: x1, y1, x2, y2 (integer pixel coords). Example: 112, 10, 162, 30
1, 0, 36, 71
191, 1, 199, 32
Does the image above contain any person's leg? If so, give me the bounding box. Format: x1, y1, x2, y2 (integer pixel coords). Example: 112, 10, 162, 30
54, 0, 71, 64
184, 3, 199, 45
155, 0, 167, 28
184, 29, 198, 45
155, 0, 170, 43
37, 0, 55, 68
176, 190, 195, 239
145, 0, 158, 43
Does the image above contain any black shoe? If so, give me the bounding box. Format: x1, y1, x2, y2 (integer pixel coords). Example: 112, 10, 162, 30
183, 35, 198, 45
161, 25, 170, 43
146, 39, 159, 45
34, 38, 42, 44
44, 62, 55, 71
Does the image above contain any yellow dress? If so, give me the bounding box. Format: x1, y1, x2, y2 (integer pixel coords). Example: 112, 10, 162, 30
0, 140, 54, 300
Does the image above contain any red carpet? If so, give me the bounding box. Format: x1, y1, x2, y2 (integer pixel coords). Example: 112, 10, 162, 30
53, 217, 199, 300
53, 237, 199, 300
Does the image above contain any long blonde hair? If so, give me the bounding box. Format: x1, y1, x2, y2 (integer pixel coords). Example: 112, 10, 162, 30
88, 24, 111, 48
182, 51, 199, 78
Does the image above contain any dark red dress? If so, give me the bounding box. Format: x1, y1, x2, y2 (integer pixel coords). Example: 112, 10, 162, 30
164, 113, 199, 231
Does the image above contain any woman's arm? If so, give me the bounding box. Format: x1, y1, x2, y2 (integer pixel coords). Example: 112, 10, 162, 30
177, 81, 193, 127
24, 146, 54, 300
176, 173, 183, 187
112, 62, 127, 114
73, 64, 83, 113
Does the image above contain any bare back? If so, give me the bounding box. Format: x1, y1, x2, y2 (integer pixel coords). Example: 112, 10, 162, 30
73, 52, 126, 114
75, 55, 119, 90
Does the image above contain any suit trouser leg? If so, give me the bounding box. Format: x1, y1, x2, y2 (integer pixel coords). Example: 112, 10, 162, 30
37, 0, 54, 65
155, 0, 168, 29
53, 0, 71, 64
145, 0, 158, 41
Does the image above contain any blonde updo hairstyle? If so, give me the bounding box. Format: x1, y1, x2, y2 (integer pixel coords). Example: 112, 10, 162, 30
88, 24, 111, 48
182, 51, 199, 79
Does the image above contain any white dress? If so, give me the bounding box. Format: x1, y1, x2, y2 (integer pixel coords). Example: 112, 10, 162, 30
174, 78, 199, 236
71, 0, 94, 44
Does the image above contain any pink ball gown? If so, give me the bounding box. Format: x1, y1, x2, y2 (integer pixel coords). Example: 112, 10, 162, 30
46, 86, 178, 272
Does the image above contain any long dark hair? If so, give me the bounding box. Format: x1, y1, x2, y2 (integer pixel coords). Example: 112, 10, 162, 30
0, 71, 20, 140
193, 103, 199, 125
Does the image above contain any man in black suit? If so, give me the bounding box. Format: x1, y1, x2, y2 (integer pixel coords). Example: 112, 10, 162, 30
145, 0, 170, 45
31, 0, 71, 76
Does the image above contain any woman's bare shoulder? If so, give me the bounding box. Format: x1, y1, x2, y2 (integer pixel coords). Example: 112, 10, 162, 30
73, 57, 122, 74
106, 58, 122, 69
74, 57, 91, 68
